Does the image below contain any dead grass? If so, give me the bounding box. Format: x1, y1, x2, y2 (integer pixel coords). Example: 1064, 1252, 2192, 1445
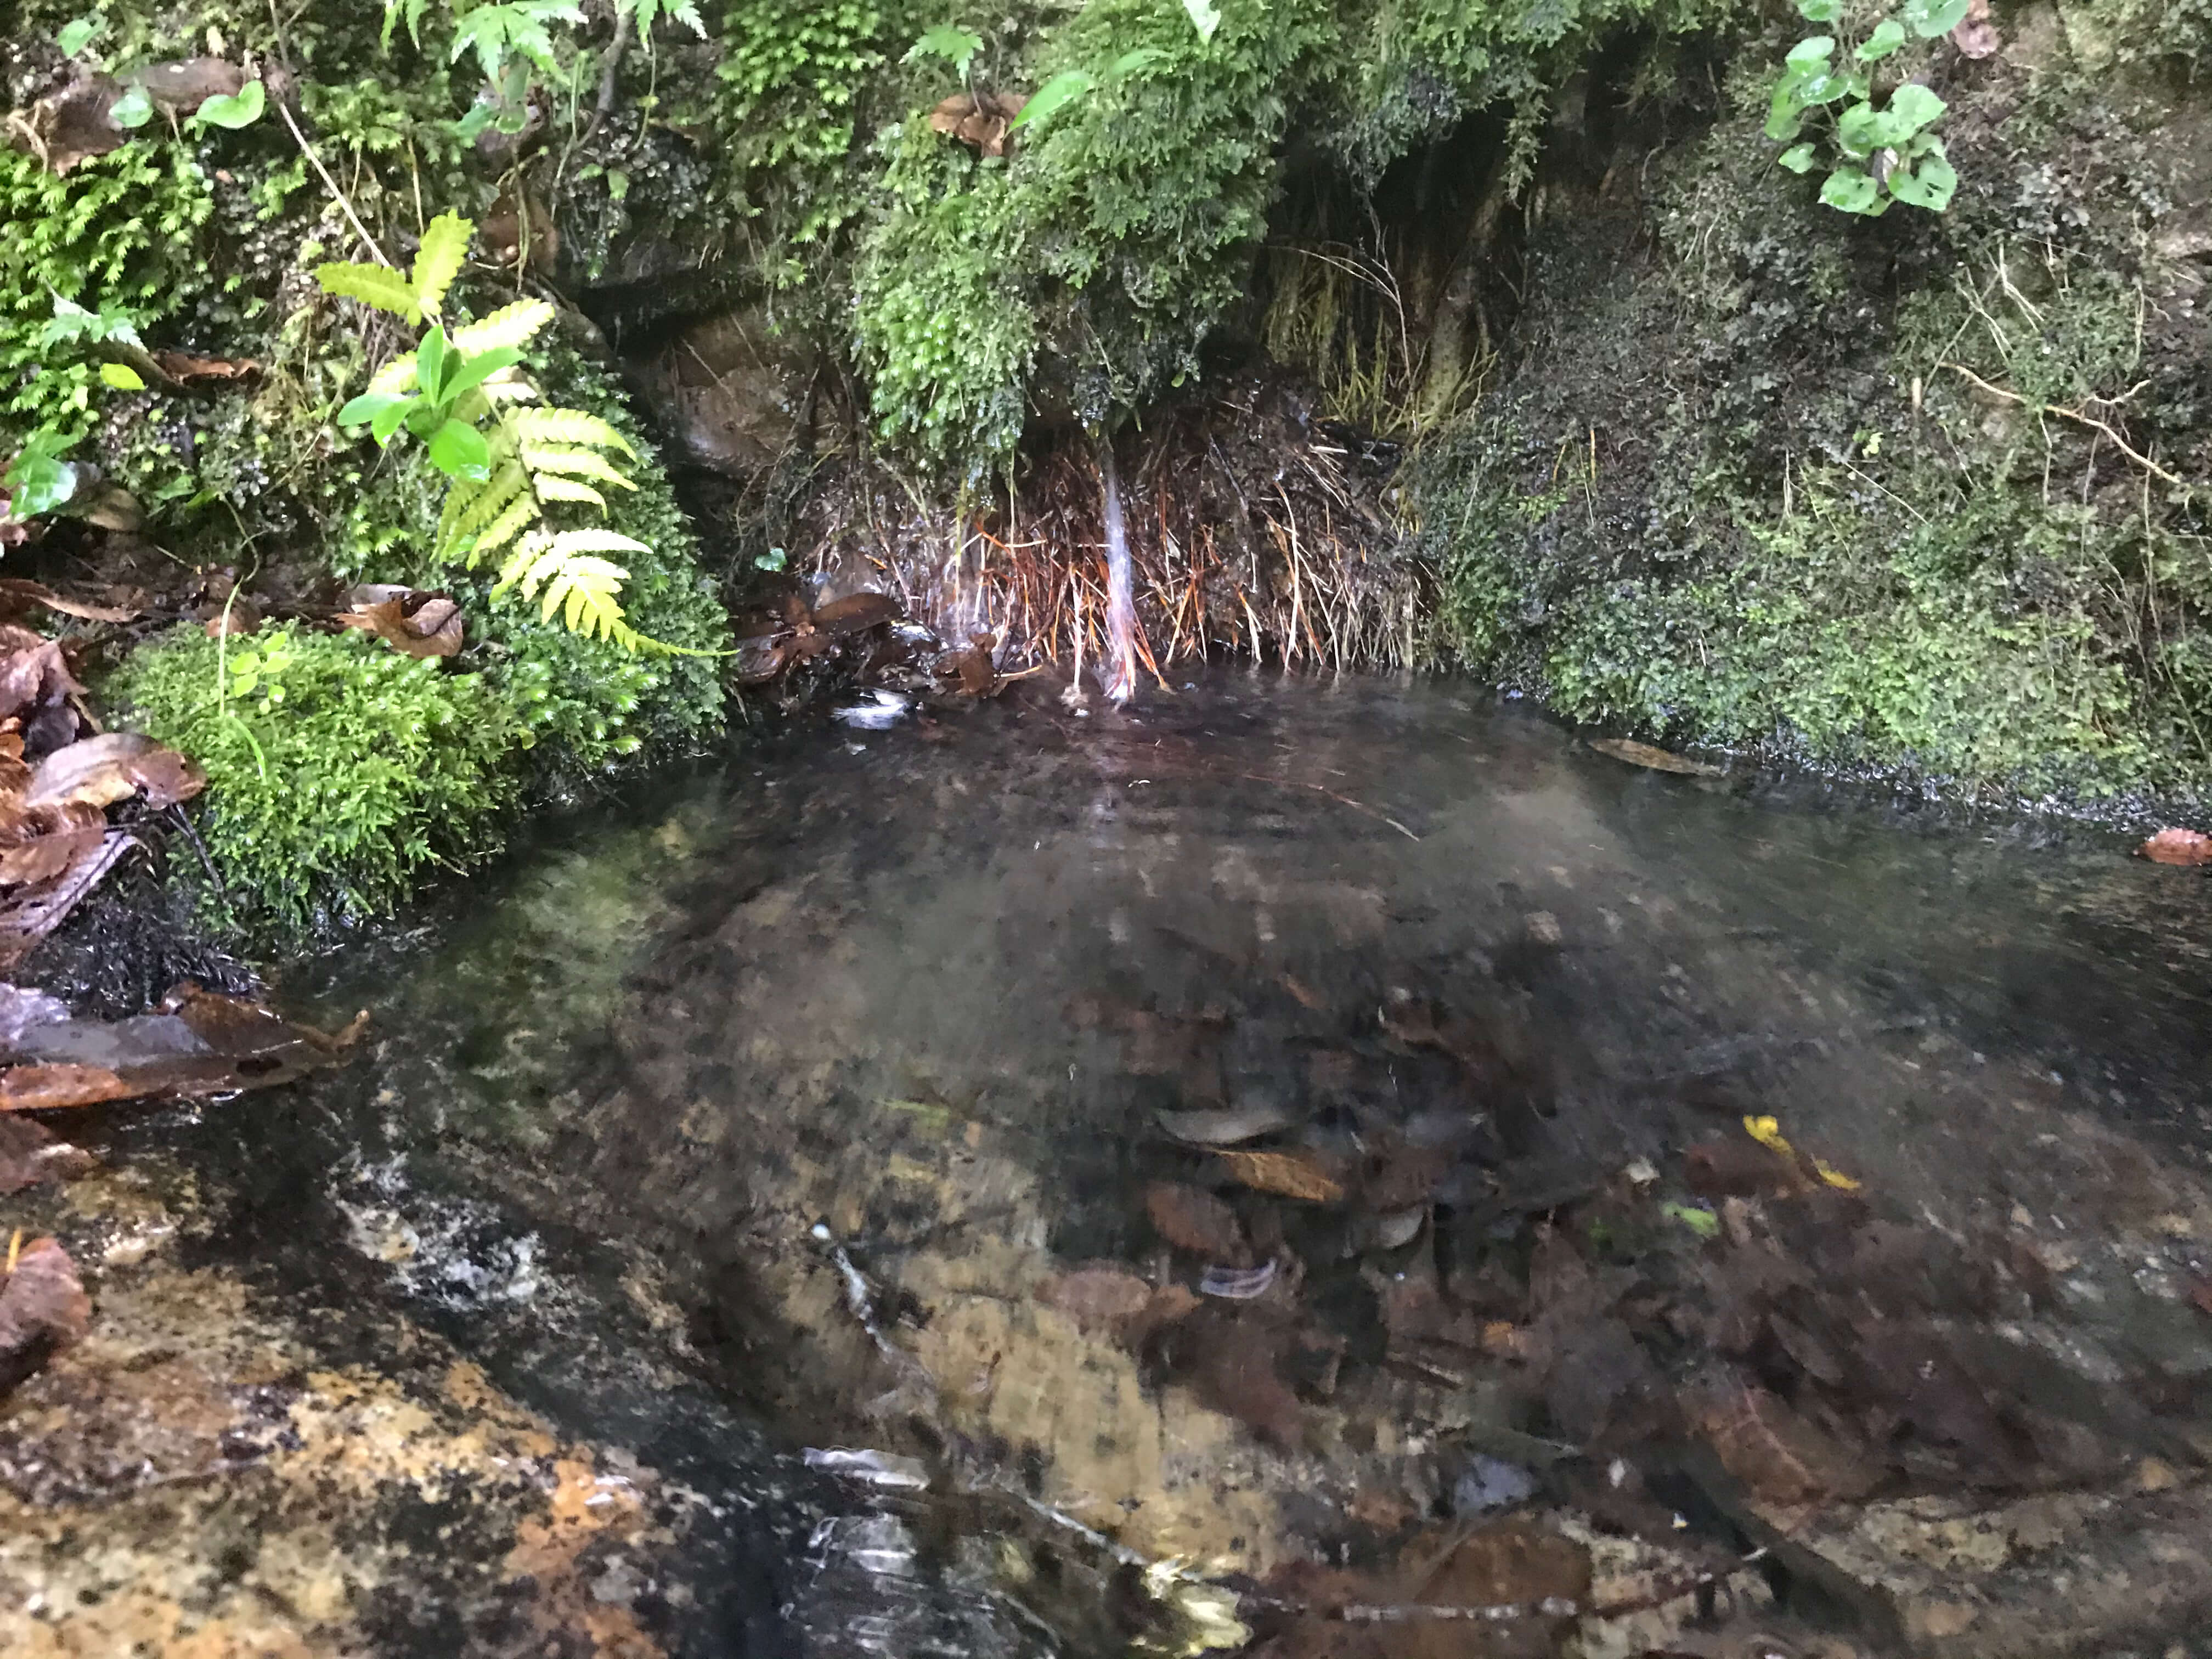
790, 384, 1431, 682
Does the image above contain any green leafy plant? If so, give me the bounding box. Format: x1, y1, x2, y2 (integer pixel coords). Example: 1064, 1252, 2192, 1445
193, 80, 268, 129
1008, 47, 1164, 136
3, 427, 81, 523
906, 21, 984, 83
318, 212, 675, 651
1769, 0, 1964, 216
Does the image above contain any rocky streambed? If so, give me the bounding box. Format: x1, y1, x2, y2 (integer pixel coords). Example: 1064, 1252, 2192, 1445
7, 670, 2212, 1658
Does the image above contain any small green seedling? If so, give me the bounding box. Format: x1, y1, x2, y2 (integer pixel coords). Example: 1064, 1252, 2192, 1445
1770, 0, 1965, 216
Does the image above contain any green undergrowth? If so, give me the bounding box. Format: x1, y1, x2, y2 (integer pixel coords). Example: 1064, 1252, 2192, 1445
1424, 22, 2212, 803
3, 0, 735, 936
108, 627, 520, 932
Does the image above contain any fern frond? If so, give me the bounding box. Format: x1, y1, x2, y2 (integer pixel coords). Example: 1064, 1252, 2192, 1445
410, 212, 472, 318
519, 442, 639, 489
470, 491, 543, 560
509, 407, 637, 458
316, 261, 423, 323
437, 459, 529, 562
369, 351, 420, 396
452, 299, 556, 355
533, 476, 610, 509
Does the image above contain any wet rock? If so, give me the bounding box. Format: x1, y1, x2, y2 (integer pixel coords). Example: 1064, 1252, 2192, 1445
625, 306, 812, 476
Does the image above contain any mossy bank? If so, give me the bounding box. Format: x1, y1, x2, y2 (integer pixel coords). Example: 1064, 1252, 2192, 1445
1414, 0, 2212, 808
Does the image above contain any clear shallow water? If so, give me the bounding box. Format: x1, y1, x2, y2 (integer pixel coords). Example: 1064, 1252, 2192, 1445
163, 672, 2212, 1655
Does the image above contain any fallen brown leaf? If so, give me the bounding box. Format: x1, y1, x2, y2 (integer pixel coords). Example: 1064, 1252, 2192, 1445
0, 826, 105, 889
336, 591, 464, 659
0, 983, 368, 1111
2188, 1279, 2212, 1317
1689, 1373, 1875, 1510
25, 732, 206, 812
0, 1115, 93, 1194
0, 578, 137, 624
0, 1237, 89, 1393
1952, 0, 2000, 58
811, 591, 901, 634
1036, 1263, 1156, 1334
0, 830, 138, 968
150, 350, 259, 384
2141, 827, 2212, 866
928, 92, 1024, 156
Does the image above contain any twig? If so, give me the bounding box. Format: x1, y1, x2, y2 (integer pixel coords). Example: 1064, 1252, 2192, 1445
1940, 362, 2187, 489
1234, 772, 1419, 841
274, 95, 391, 266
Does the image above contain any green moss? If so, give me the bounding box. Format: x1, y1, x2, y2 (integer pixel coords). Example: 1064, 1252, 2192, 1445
105, 625, 522, 932
0, 142, 216, 435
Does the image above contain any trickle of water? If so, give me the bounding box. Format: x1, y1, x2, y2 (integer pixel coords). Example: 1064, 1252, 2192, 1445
1098, 435, 1139, 704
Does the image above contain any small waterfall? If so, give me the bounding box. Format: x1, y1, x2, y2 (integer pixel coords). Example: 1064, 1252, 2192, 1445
1099, 435, 1139, 704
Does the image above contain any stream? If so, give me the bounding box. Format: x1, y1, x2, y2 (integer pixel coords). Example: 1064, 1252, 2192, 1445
17, 670, 2212, 1658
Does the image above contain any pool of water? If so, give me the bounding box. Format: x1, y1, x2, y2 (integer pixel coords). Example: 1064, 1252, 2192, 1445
149, 670, 2212, 1656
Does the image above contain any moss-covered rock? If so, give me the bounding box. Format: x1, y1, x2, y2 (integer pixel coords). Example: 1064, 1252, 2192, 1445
107, 625, 521, 931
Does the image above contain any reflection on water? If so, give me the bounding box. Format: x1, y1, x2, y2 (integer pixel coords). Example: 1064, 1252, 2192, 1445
265, 670, 2212, 1656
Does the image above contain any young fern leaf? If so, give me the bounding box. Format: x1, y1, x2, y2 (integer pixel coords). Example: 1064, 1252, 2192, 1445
509, 407, 635, 457
533, 476, 610, 509
452, 298, 556, 355
410, 212, 473, 319
517, 442, 639, 489
496, 533, 648, 648
315, 262, 424, 324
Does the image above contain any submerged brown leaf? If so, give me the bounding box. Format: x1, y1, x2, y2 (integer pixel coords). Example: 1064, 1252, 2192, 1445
1037, 1263, 1156, 1334
1587, 737, 1724, 777
0, 830, 138, 968
1219, 1147, 1345, 1203
1689, 1374, 1875, 1510
2140, 827, 2212, 866
0, 1115, 93, 1194
0, 1237, 90, 1394
1144, 1180, 1249, 1263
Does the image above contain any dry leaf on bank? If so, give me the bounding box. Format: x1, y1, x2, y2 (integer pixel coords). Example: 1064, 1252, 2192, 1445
0, 981, 368, 1111
0, 579, 137, 624
336, 587, 465, 659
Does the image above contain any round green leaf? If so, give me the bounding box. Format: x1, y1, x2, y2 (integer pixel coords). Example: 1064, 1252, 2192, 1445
57, 17, 98, 56
1888, 150, 1960, 211
1900, 0, 1971, 37
1886, 83, 1946, 137
1765, 83, 1808, 142
1786, 35, 1837, 69
192, 79, 266, 129
98, 362, 146, 391
1796, 0, 1839, 18
109, 85, 154, 128
427, 419, 491, 483
1779, 142, 1819, 173
1857, 19, 1909, 59
1820, 166, 1884, 214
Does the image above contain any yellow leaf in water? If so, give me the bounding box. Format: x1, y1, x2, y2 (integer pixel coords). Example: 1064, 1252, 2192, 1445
1743, 1114, 1795, 1156
1814, 1159, 1863, 1191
